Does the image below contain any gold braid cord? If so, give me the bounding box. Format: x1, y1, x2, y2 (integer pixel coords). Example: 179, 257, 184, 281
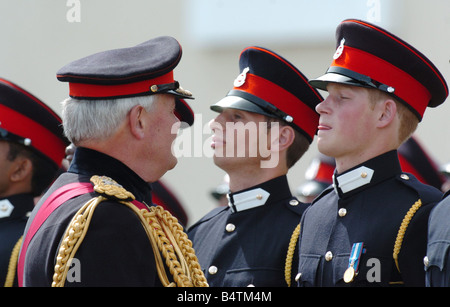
52, 175, 208, 287
284, 223, 301, 287
4, 236, 23, 287
393, 199, 422, 273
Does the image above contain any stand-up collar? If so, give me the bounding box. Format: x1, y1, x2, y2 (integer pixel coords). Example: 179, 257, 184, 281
68, 147, 153, 204
333, 150, 402, 198
228, 175, 292, 213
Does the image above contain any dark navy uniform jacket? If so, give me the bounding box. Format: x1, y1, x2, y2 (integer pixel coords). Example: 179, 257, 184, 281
296, 151, 442, 287
188, 175, 308, 287
0, 194, 34, 286
20, 147, 162, 287
425, 190, 450, 287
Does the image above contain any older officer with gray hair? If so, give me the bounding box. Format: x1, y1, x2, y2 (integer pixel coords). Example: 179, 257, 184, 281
18, 37, 206, 287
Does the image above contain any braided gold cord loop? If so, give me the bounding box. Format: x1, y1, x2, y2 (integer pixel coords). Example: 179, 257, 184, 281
52, 176, 208, 287
284, 223, 301, 287
4, 236, 23, 287
393, 199, 422, 273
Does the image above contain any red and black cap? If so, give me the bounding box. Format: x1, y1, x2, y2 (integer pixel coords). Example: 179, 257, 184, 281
296, 154, 335, 198
0, 78, 68, 168
309, 19, 448, 120
398, 136, 447, 190
57, 36, 194, 126
211, 46, 323, 143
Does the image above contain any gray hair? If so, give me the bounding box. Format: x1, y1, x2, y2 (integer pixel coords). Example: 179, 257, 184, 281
61, 95, 156, 144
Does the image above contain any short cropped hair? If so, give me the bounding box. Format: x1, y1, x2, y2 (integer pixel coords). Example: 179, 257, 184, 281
367, 88, 419, 146
61, 95, 156, 145
267, 118, 310, 169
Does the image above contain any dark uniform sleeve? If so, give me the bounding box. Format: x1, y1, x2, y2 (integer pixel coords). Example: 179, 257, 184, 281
425, 196, 450, 287
64, 201, 160, 287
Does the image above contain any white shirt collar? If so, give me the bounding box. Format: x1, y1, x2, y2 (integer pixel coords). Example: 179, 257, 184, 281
228, 188, 270, 213
333, 166, 374, 194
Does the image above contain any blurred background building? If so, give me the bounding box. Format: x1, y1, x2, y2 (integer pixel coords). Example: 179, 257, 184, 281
0, 0, 448, 225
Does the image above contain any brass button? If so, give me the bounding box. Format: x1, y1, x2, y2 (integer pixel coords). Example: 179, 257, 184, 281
338, 208, 347, 217
325, 251, 333, 261
208, 266, 218, 275
289, 199, 299, 206
423, 256, 430, 267
225, 223, 236, 232
400, 174, 410, 180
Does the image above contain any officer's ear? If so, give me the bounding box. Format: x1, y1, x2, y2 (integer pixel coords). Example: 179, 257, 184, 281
128, 105, 146, 140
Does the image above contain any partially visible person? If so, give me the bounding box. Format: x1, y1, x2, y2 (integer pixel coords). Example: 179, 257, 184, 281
0, 78, 67, 287
425, 188, 450, 286
210, 174, 230, 207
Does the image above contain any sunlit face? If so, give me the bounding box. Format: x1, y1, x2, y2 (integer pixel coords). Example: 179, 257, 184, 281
143, 94, 180, 175
315, 83, 378, 160
209, 108, 274, 172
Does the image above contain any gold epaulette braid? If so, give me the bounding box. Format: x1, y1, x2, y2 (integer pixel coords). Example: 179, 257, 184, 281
52, 176, 208, 287
284, 223, 301, 287
393, 199, 422, 273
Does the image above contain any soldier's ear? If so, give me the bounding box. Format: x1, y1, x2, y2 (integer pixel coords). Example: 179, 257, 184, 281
277, 125, 295, 152
376, 99, 397, 128
10, 156, 33, 183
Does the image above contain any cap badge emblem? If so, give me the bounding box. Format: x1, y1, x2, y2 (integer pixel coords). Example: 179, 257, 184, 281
234, 67, 250, 87
333, 38, 346, 60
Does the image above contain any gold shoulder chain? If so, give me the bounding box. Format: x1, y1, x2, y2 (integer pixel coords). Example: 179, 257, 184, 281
52, 176, 208, 287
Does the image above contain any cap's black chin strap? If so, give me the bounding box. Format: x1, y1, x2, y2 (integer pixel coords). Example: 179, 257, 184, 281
326, 66, 395, 94
149, 81, 193, 97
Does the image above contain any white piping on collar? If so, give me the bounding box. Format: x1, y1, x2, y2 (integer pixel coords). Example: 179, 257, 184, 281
333, 166, 374, 194
228, 188, 270, 213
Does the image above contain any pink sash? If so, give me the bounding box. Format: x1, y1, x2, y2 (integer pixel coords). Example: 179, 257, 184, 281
17, 182, 148, 286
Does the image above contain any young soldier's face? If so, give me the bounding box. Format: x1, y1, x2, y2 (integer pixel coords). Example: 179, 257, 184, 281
209, 108, 279, 171
315, 83, 378, 161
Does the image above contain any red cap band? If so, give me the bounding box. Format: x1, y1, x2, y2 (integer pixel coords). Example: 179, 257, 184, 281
233, 73, 319, 139
0, 104, 66, 166
66, 71, 174, 98
332, 45, 431, 117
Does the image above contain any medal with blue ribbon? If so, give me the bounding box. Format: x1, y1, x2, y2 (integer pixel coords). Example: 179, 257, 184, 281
343, 242, 364, 283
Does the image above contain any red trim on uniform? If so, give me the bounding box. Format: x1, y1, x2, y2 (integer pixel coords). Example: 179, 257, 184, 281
67, 71, 174, 98
342, 19, 449, 98
233, 73, 319, 140
314, 162, 335, 184
0, 105, 66, 166
332, 45, 431, 117
18, 182, 149, 286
